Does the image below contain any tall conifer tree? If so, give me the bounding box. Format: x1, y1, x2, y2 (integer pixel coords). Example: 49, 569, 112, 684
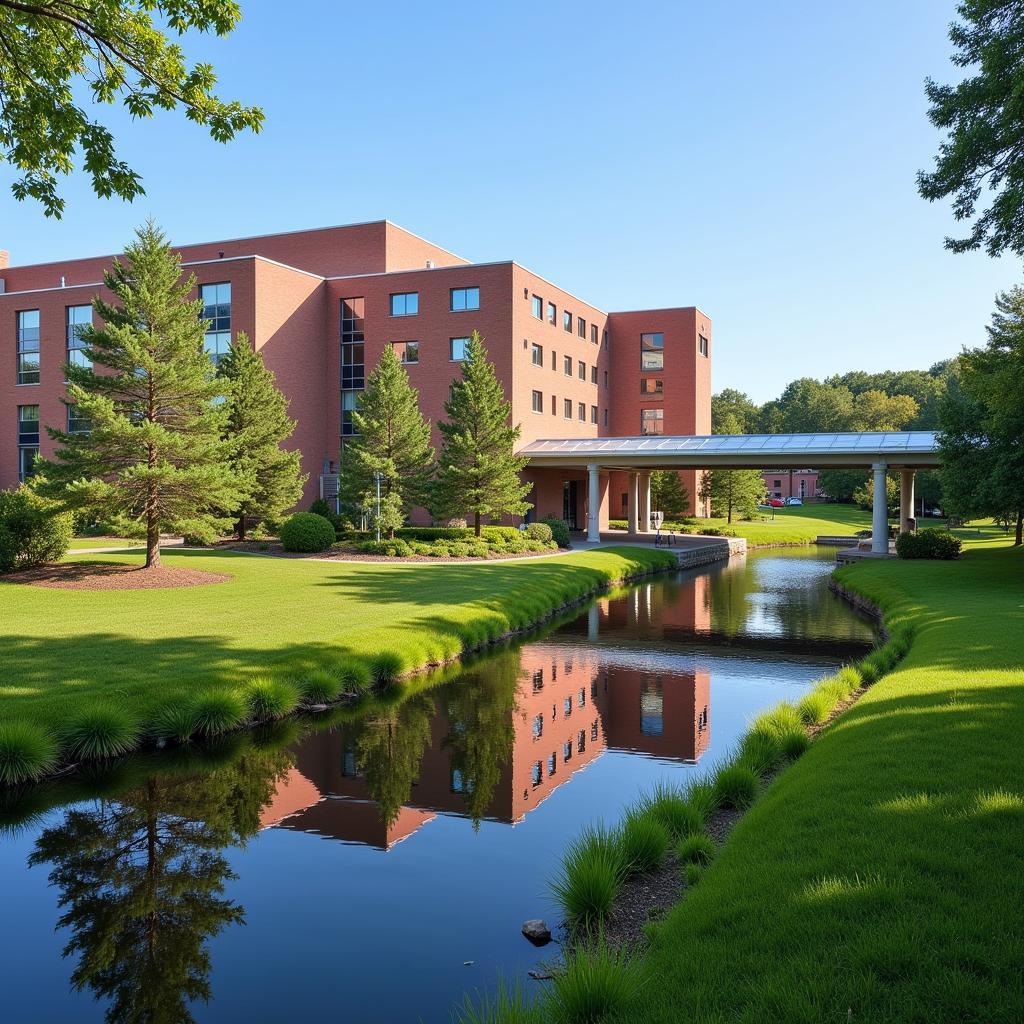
218, 335, 306, 540
340, 346, 434, 538
434, 332, 532, 535
37, 223, 241, 567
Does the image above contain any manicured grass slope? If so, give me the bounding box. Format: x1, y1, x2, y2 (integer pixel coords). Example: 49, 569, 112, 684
620, 535, 1024, 1023
0, 546, 674, 731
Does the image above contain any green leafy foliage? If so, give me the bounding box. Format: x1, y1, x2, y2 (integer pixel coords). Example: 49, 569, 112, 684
0, 488, 73, 573
0, 720, 58, 784
62, 703, 140, 760
434, 333, 532, 535
896, 529, 962, 559
541, 517, 571, 547
0, 0, 263, 217
35, 224, 243, 567
244, 676, 300, 721
699, 470, 764, 524
549, 823, 627, 928
524, 522, 553, 543
651, 470, 691, 518
280, 512, 336, 552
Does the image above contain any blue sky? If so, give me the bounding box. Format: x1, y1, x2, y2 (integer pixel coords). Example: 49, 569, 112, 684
2, 0, 1018, 402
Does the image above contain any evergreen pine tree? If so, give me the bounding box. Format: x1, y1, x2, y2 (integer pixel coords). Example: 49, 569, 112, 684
340, 346, 434, 538
36, 223, 242, 567
218, 335, 306, 540
651, 470, 691, 519
434, 332, 532, 535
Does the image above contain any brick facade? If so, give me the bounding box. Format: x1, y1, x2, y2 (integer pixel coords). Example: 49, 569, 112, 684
0, 221, 711, 520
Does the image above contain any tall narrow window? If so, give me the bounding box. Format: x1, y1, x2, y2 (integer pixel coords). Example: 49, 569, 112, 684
531, 295, 543, 319
641, 331, 664, 371
591, 324, 598, 344
532, 390, 543, 413
390, 292, 419, 316
66, 305, 92, 370
578, 402, 586, 421
547, 302, 556, 325
563, 310, 572, 333
531, 342, 543, 366
641, 408, 664, 435
450, 287, 480, 311
699, 334, 709, 357
200, 282, 231, 366
578, 360, 585, 380
564, 398, 572, 419
590, 365, 597, 384
17, 405, 39, 482
563, 355, 572, 376
340, 296, 365, 437
16, 310, 40, 384
67, 403, 90, 435
551, 394, 556, 416
578, 317, 586, 339
590, 405, 598, 424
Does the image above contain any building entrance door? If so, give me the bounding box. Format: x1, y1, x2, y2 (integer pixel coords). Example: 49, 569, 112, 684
563, 480, 579, 529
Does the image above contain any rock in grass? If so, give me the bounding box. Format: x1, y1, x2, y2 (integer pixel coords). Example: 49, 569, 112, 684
522, 919, 552, 945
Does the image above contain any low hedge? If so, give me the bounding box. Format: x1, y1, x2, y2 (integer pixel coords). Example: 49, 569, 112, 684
280, 512, 337, 552
0, 488, 74, 573
540, 517, 571, 547
896, 529, 961, 560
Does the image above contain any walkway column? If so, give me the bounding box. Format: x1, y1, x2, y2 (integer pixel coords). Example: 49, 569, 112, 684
587, 463, 601, 543
638, 472, 652, 533
900, 470, 915, 534
872, 461, 889, 555
627, 472, 640, 535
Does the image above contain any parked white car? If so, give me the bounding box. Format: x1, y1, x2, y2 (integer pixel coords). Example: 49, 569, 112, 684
784, 497, 803, 506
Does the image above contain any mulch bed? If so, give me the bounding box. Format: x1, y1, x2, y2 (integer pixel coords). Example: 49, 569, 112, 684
224, 541, 567, 563
11, 562, 231, 590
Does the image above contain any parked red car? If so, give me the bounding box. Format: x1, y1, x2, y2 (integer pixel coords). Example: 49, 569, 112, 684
765, 498, 785, 508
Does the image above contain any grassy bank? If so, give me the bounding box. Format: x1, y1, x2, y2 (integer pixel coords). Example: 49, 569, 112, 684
584, 533, 1024, 1022
0, 545, 676, 784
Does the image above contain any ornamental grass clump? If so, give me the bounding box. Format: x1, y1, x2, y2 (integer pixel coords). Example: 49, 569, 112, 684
150, 700, 201, 744
337, 659, 373, 693
619, 812, 670, 874
638, 781, 703, 841
547, 942, 645, 1024
0, 721, 59, 784
798, 688, 833, 726
549, 823, 626, 928
455, 979, 539, 1024
190, 689, 248, 738
714, 763, 760, 810
63, 702, 140, 761
369, 651, 404, 686
245, 675, 300, 720
298, 669, 343, 704
678, 832, 716, 866
737, 728, 784, 777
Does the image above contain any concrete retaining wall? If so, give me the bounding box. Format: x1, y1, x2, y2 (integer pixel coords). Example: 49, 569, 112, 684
674, 535, 746, 569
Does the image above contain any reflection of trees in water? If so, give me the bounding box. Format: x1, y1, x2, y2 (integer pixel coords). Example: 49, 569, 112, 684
28, 747, 292, 1024
348, 692, 436, 828
442, 650, 519, 828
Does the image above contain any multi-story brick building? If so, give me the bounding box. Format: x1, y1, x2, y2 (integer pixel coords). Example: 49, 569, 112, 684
762, 468, 820, 501
0, 221, 711, 526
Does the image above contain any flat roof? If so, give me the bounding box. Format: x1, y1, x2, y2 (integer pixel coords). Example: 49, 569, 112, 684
519, 432, 941, 469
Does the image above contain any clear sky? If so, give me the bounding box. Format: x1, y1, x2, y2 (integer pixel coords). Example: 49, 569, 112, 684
2, 0, 1018, 402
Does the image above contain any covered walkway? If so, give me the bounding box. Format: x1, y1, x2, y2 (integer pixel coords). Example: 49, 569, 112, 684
519, 431, 941, 554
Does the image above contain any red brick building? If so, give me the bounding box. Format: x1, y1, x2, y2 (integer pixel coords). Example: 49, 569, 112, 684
762, 468, 820, 501
0, 221, 711, 525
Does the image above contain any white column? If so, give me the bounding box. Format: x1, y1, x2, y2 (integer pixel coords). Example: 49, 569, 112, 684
587, 463, 601, 543
872, 461, 889, 554
627, 473, 640, 535
638, 472, 652, 533
900, 470, 915, 534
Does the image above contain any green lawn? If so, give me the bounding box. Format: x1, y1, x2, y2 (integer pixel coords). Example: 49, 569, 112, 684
67, 537, 144, 550
615, 531, 1024, 1022
0, 545, 674, 733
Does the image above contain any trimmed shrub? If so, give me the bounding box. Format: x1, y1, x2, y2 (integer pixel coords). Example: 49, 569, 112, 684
549, 824, 626, 927
63, 703, 140, 760
539, 517, 571, 548
524, 522, 553, 543
0, 488, 74, 573
620, 813, 670, 873
639, 781, 703, 840
0, 720, 59, 784
678, 832, 716, 866
359, 539, 413, 557
245, 676, 300, 720
298, 670, 343, 704
398, 526, 472, 541
714, 763, 760, 809
280, 512, 336, 553
896, 528, 961, 559
547, 943, 645, 1023
190, 690, 248, 737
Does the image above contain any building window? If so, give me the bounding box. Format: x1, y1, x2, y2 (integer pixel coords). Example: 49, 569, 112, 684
641, 332, 664, 371
18, 445, 38, 483
392, 341, 419, 364
641, 408, 664, 435
773, 479, 782, 488
531, 761, 542, 787
67, 404, 90, 435
579, 688, 586, 707
547, 301, 556, 325
699, 334, 709, 357
450, 336, 470, 361
591, 405, 598, 424
578, 402, 586, 421
603, 370, 608, 388
390, 292, 419, 317
531, 342, 544, 367
547, 752, 556, 777
591, 324, 598, 344
641, 378, 664, 395
577, 729, 586, 754
641, 678, 664, 737
563, 741, 573, 763
563, 697, 572, 717
532, 295, 543, 319
17, 405, 39, 482
603, 409, 608, 426
578, 360, 585, 380
563, 310, 572, 333
590, 365, 597, 384
591, 720, 599, 741
200, 282, 231, 366
563, 355, 572, 376
563, 398, 572, 419
450, 287, 480, 312
551, 350, 557, 371
532, 668, 543, 692
532, 389, 543, 413
532, 713, 544, 739
551, 394, 556, 415
66, 305, 92, 370
602, 329, 608, 349
16, 310, 40, 385
340, 297, 365, 437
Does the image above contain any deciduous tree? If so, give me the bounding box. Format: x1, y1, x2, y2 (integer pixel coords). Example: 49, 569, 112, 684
699, 469, 764, 524
651, 471, 691, 519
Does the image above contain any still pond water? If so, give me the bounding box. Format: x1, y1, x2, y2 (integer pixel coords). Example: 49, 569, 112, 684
0, 549, 876, 1024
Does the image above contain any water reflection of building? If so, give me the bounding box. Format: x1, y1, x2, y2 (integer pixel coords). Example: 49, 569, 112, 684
259, 579, 712, 849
